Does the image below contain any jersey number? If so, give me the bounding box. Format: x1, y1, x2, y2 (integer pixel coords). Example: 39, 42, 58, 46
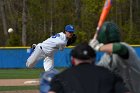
52, 34, 60, 38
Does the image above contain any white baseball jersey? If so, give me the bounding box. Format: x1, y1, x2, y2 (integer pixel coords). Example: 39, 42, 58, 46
26, 32, 68, 71
41, 32, 68, 55
96, 42, 140, 93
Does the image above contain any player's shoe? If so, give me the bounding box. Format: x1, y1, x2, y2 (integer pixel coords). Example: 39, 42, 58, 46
29, 44, 36, 55
32, 44, 37, 49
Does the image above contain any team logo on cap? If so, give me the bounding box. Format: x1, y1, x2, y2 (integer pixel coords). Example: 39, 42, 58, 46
70, 26, 73, 29
83, 50, 88, 56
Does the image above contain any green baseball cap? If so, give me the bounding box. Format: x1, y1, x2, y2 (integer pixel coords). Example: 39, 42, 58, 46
97, 22, 121, 44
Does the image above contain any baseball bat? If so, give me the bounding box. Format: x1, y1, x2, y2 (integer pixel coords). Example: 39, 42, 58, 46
93, 0, 112, 40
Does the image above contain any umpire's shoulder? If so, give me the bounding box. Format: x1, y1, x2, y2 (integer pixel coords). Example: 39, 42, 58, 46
53, 68, 72, 79
94, 65, 114, 75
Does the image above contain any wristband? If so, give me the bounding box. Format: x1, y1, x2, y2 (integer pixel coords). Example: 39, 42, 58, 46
95, 43, 104, 51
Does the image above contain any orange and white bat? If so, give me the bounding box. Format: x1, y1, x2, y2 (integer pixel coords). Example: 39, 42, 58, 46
93, 0, 112, 40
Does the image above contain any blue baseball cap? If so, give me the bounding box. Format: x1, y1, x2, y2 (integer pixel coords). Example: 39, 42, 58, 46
65, 24, 75, 32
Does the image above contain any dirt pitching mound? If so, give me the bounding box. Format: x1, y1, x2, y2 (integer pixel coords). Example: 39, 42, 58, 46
0, 79, 39, 86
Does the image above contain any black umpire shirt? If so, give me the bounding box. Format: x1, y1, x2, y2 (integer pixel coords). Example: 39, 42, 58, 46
49, 63, 129, 93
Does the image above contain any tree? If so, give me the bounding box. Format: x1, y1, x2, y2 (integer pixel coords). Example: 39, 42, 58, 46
0, 0, 140, 46
22, 0, 27, 46
0, 0, 9, 45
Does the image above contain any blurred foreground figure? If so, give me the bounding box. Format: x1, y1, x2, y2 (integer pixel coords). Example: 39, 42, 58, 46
40, 69, 59, 93
48, 43, 129, 93
89, 21, 140, 93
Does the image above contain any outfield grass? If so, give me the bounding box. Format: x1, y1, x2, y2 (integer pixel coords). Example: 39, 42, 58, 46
0, 86, 39, 91
0, 68, 44, 79
0, 68, 66, 91
0, 68, 66, 79
0, 68, 43, 91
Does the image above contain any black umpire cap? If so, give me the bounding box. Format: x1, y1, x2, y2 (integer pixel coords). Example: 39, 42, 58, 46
71, 42, 96, 60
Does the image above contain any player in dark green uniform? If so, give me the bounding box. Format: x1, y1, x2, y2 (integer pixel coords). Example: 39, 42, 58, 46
89, 21, 140, 93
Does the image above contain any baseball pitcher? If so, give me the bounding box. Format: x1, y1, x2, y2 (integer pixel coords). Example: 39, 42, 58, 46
26, 24, 77, 71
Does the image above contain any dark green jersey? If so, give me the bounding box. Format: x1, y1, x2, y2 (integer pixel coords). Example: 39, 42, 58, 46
96, 42, 140, 93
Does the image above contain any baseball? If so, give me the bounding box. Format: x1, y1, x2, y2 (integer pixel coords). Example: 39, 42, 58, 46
8, 28, 14, 33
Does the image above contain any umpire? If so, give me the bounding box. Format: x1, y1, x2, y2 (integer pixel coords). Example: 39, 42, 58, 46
48, 42, 129, 93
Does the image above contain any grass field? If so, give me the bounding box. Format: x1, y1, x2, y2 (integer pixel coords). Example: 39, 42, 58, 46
0, 68, 66, 91
0, 68, 44, 79
0, 86, 39, 91
0, 68, 43, 91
